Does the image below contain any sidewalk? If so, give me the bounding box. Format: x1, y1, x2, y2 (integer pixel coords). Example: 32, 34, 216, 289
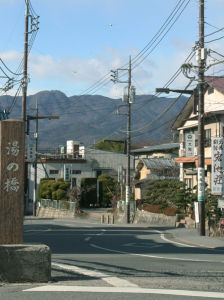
167, 227, 224, 249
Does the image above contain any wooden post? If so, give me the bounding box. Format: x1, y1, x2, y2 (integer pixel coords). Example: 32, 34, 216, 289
0, 120, 25, 244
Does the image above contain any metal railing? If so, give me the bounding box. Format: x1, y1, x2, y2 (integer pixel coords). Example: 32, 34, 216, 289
39, 199, 75, 211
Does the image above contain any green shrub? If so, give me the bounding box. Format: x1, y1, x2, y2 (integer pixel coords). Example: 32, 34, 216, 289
38, 178, 70, 201
59, 182, 70, 191
56, 189, 67, 200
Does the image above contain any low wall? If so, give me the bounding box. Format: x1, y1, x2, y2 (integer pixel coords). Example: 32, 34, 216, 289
37, 207, 74, 219
133, 210, 177, 227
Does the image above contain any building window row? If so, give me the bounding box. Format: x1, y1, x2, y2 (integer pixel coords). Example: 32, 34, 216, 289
49, 170, 59, 175
49, 170, 82, 175
72, 170, 81, 174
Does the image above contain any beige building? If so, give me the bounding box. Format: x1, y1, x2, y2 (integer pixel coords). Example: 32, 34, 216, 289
132, 143, 179, 200
172, 76, 224, 190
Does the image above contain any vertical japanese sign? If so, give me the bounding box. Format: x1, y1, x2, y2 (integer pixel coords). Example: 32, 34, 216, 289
0, 120, 24, 244
211, 137, 224, 195
185, 133, 195, 157
64, 165, 70, 181
194, 201, 199, 223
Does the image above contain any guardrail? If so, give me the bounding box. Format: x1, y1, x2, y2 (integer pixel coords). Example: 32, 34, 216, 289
39, 199, 75, 211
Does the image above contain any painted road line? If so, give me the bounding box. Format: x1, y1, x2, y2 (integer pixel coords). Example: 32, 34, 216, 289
122, 242, 162, 248
90, 243, 224, 263
152, 229, 197, 248
23, 285, 224, 298
52, 262, 138, 287
84, 236, 91, 242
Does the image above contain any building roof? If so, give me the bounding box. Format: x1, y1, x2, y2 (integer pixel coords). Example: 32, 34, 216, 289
206, 76, 224, 94
132, 143, 179, 154
141, 158, 177, 170
172, 76, 224, 130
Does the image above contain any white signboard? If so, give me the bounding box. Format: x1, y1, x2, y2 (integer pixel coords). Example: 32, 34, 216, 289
185, 133, 195, 157
218, 199, 224, 209
211, 137, 224, 195
194, 201, 199, 223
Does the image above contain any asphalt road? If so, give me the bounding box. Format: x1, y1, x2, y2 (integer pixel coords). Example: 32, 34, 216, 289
1, 217, 224, 300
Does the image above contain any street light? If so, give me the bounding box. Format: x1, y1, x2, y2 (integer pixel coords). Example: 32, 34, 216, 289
155, 88, 194, 95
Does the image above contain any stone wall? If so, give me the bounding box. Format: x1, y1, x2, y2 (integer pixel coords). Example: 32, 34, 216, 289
133, 210, 177, 227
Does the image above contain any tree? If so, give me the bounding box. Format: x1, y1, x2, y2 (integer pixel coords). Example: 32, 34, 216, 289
95, 140, 124, 153
80, 178, 97, 207
144, 180, 193, 211
98, 174, 119, 208
68, 186, 81, 214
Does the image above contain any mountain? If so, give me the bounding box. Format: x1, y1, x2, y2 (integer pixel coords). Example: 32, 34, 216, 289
0, 91, 188, 148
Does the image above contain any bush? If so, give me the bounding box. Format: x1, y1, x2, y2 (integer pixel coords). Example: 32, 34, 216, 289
144, 180, 192, 212
56, 189, 67, 200
163, 207, 177, 216
38, 178, 70, 201
139, 204, 177, 216
59, 182, 70, 191
141, 204, 162, 214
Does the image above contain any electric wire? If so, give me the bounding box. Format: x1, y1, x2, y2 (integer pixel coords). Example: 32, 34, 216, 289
205, 26, 224, 38
205, 34, 224, 44
121, 79, 194, 134
77, 0, 191, 97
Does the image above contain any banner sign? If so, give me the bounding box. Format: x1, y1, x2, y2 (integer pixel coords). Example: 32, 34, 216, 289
198, 167, 205, 201
194, 202, 199, 223
185, 133, 195, 157
211, 137, 224, 195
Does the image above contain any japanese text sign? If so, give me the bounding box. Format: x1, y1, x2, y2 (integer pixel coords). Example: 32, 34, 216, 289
0, 120, 24, 244
211, 137, 224, 195
185, 133, 195, 157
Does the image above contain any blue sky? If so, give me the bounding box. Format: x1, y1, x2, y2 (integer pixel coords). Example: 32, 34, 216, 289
1, 0, 224, 98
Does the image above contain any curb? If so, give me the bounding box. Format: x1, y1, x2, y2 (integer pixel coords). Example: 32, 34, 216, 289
165, 230, 217, 249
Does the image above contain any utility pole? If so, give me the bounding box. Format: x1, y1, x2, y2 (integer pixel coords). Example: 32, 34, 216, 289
27, 109, 59, 216
22, 0, 29, 123
33, 101, 39, 216
126, 56, 132, 224
197, 0, 206, 236
22, 0, 29, 214
111, 56, 135, 224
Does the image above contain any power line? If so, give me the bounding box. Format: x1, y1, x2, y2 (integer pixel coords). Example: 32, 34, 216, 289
205, 34, 224, 44
76, 0, 191, 97
122, 79, 194, 134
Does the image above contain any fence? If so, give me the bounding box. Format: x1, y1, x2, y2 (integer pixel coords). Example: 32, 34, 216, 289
39, 199, 76, 211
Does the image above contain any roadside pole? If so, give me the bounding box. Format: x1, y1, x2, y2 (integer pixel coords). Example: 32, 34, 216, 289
111, 56, 135, 224
197, 0, 206, 236
126, 56, 131, 224
27, 110, 59, 216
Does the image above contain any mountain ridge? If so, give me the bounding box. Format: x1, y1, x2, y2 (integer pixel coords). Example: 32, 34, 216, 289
0, 90, 187, 148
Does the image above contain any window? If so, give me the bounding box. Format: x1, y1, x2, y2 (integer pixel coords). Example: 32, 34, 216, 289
185, 178, 193, 189
49, 170, 59, 175
208, 86, 214, 95
204, 129, 211, 147
72, 170, 81, 174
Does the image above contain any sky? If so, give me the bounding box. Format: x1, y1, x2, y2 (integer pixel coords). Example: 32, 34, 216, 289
1, 0, 224, 100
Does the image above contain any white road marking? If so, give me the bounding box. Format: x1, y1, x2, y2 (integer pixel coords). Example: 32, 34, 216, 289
122, 242, 162, 249
52, 262, 138, 287
90, 243, 224, 263
152, 229, 197, 248
23, 285, 224, 298
84, 237, 91, 242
